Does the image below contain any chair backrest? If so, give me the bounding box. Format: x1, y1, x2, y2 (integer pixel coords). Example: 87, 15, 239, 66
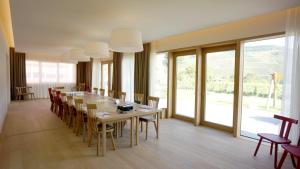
74, 98, 84, 110
148, 96, 159, 109
16, 87, 22, 95
108, 90, 114, 97
119, 92, 126, 102
134, 93, 144, 104
99, 89, 105, 96
55, 91, 61, 98
86, 103, 97, 132
93, 88, 98, 94
79, 83, 86, 91
48, 88, 54, 102
66, 96, 73, 101
55, 86, 65, 89
26, 86, 32, 93
274, 114, 298, 139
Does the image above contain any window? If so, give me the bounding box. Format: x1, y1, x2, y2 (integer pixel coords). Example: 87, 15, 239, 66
26, 61, 39, 83
26, 60, 76, 98
58, 63, 77, 83
240, 36, 285, 139
122, 53, 135, 101
203, 48, 236, 127
175, 52, 196, 118
26, 60, 76, 84
150, 52, 168, 108
41, 62, 58, 83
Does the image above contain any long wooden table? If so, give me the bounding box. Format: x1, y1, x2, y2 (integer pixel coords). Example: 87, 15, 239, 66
64, 92, 161, 156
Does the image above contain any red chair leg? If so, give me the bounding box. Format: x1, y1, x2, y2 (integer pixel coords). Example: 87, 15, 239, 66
270, 142, 273, 155
291, 154, 296, 168
274, 143, 278, 168
297, 157, 300, 169
254, 137, 263, 156
276, 150, 288, 169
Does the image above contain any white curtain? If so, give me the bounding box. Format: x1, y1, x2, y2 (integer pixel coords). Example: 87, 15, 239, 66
149, 52, 168, 108
26, 60, 76, 98
282, 7, 300, 144
122, 53, 135, 102
92, 59, 101, 89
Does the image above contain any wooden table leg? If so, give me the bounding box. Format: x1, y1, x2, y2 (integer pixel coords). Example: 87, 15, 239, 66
135, 116, 139, 145
102, 122, 106, 156
97, 132, 101, 156
130, 117, 133, 147
156, 111, 160, 139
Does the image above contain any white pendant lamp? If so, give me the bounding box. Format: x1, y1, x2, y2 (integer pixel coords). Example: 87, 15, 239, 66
70, 48, 90, 62
84, 42, 109, 58
110, 28, 143, 53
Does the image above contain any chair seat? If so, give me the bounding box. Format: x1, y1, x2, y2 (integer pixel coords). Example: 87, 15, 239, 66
282, 144, 300, 158
140, 115, 155, 122
258, 133, 291, 144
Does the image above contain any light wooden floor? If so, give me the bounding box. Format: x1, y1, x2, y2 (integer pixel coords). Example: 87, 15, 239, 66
0, 100, 293, 169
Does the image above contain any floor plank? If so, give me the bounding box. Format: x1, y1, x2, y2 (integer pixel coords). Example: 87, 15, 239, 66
0, 99, 293, 169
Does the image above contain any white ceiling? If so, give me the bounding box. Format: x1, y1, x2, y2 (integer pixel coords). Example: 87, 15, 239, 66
11, 0, 300, 55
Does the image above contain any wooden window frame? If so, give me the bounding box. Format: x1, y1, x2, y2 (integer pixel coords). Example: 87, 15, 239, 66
171, 49, 198, 123
165, 32, 285, 137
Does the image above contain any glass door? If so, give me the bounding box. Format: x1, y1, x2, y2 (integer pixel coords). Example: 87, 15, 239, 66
201, 45, 236, 130
240, 36, 285, 139
174, 51, 196, 120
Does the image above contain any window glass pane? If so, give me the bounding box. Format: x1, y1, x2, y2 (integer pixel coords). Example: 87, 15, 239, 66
175, 54, 196, 118
205, 50, 235, 127
241, 36, 285, 139
41, 62, 57, 83
26, 60, 39, 83
150, 53, 168, 108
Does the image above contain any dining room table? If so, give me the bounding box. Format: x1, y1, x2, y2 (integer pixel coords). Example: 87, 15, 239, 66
62, 91, 162, 156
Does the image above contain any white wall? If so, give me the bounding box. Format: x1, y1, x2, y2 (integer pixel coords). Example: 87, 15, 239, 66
153, 9, 287, 52
0, 26, 10, 132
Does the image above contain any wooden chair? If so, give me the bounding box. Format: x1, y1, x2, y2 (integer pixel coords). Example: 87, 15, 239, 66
108, 90, 114, 98
55, 86, 65, 90
93, 88, 98, 94
86, 103, 116, 156
119, 92, 126, 102
74, 98, 87, 141
48, 88, 54, 112
66, 96, 74, 127
134, 93, 144, 104
139, 96, 159, 140
57, 91, 64, 119
16, 87, 32, 100
79, 83, 86, 91
25, 87, 35, 100
53, 91, 61, 114
99, 89, 105, 96
60, 93, 68, 122
277, 142, 300, 169
254, 115, 298, 168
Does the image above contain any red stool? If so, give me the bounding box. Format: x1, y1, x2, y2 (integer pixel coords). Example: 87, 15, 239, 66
254, 115, 298, 168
